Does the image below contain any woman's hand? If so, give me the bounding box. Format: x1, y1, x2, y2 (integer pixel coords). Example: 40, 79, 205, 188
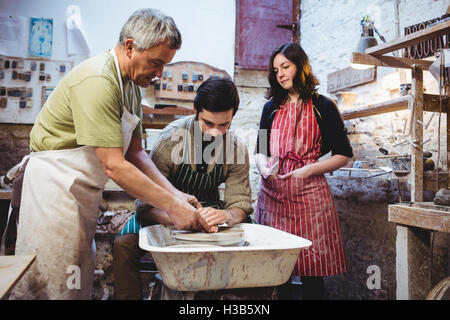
279, 164, 312, 180
279, 155, 351, 180
256, 153, 279, 179
259, 163, 279, 179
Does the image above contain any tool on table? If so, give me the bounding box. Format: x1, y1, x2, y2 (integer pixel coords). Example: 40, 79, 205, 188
365, 166, 393, 178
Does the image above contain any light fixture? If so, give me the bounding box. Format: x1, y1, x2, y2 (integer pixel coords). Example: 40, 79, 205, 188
351, 16, 383, 70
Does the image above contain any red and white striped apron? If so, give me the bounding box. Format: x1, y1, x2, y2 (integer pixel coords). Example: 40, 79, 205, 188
256, 98, 348, 276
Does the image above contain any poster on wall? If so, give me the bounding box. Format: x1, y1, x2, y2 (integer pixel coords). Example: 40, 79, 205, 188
29, 17, 53, 58
0, 15, 28, 57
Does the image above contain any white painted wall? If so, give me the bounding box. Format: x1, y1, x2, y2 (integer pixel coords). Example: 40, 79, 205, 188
0, 0, 236, 77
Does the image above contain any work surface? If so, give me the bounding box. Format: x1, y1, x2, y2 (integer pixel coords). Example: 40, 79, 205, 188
0, 255, 35, 299
388, 202, 450, 233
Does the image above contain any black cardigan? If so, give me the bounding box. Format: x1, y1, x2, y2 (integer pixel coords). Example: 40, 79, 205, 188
255, 93, 353, 158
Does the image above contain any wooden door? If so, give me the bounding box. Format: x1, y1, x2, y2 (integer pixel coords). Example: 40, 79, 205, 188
236, 0, 300, 70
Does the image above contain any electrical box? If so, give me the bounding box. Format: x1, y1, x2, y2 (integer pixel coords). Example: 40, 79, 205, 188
154, 61, 230, 101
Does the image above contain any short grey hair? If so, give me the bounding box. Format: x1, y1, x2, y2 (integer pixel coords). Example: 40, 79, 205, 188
119, 8, 182, 51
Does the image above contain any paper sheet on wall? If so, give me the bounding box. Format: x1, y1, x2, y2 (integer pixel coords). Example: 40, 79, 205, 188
0, 15, 28, 57
66, 5, 90, 55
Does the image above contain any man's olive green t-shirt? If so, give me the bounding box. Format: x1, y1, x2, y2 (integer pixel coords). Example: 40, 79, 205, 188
30, 51, 142, 151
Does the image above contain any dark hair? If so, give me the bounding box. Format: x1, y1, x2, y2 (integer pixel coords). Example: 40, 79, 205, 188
267, 42, 320, 106
194, 76, 239, 116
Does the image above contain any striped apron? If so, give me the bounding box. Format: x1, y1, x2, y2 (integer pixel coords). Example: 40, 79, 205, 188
167, 134, 225, 208
171, 163, 224, 208
256, 98, 348, 277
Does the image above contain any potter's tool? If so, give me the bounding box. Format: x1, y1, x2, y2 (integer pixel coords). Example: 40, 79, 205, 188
365, 166, 392, 178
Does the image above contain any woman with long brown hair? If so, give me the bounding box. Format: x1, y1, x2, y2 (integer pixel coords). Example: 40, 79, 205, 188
255, 42, 353, 299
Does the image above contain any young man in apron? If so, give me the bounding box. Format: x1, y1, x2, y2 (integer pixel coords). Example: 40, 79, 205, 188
113, 77, 254, 300
1, 8, 211, 300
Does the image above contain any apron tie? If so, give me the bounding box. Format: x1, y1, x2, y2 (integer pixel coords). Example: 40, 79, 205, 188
279, 151, 315, 171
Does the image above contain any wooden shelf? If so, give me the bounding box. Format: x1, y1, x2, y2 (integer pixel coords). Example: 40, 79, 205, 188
366, 20, 450, 56
142, 104, 194, 116
351, 20, 450, 69
142, 104, 194, 130
351, 52, 434, 70
346, 20, 450, 197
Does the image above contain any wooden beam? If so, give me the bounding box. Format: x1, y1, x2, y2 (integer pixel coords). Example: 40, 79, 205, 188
411, 65, 424, 203
293, 0, 300, 43
341, 96, 410, 120
142, 123, 167, 130
448, 94, 450, 188
395, 225, 409, 300
327, 66, 375, 93
365, 20, 450, 56
388, 203, 450, 232
351, 52, 434, 70
340, 94, 448, 120
394, 225, 434, 300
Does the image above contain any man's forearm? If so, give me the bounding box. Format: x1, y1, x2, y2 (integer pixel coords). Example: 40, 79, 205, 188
106, 157, 175, 212
95, 146, 209, 231
138, 205, 172, 226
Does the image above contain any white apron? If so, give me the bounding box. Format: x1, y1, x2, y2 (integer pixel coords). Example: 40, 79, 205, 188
8, 49, 140, 299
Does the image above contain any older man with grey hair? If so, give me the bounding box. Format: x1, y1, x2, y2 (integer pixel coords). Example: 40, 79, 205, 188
3, 8, 211, 300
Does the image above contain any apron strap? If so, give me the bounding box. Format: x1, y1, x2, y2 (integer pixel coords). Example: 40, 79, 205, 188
110, 49, 125, 106
111, 48, 137, 117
